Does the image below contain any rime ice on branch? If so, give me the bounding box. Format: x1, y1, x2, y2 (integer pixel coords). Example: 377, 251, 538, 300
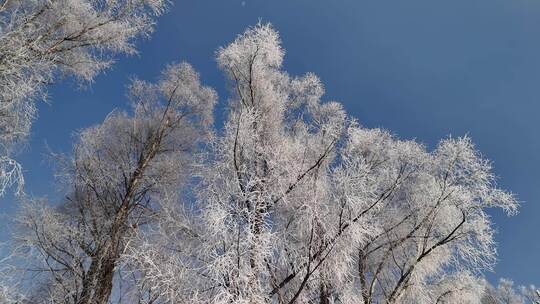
0, 0, 167, 195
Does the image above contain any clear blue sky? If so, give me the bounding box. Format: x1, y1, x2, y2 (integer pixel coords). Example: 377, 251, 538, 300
2, 0, 539, 287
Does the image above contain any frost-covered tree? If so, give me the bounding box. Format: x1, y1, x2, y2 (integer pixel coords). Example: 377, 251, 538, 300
481, 278, 540, 304
527, 289, 540, 304
124, 24, 518, 304
482, 279, 525, 304
13, 62, 216, 304
348, 132, 519, 304
0, 0, 167, 196
0, 243, 26, 304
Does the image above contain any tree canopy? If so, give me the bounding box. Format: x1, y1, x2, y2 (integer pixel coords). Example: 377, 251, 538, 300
1, 23, 524, 304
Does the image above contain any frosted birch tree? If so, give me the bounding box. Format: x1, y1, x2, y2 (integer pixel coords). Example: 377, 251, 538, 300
348, 133, 519, 304
124, 23, 519, 304
481, 279, 540, 304
13, 62, 216, 304
0, 0, 167, 196
0, 243, 25, 303
482, 279, 526, 304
